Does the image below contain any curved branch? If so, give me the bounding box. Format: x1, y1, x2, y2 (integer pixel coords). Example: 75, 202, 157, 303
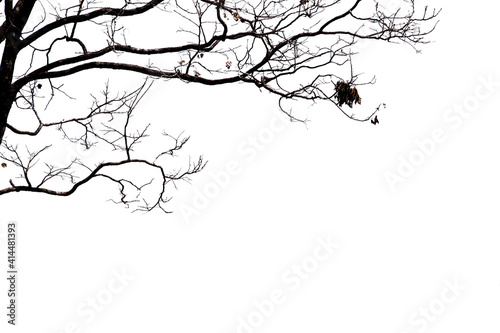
18, 0, 164, 50
14, 61, 244, 91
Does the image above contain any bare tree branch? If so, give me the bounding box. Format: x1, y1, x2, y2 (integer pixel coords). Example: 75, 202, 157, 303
0, 0, 440, 212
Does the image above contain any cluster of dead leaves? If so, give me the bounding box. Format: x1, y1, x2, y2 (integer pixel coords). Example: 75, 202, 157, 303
223, 12, 240, 21
334, 81, 361, 108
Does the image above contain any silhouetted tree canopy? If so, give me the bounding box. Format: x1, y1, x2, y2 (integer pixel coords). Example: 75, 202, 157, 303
0, 0, 439, 212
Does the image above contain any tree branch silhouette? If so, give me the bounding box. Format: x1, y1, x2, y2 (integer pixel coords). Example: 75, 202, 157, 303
0, 0, 440, 211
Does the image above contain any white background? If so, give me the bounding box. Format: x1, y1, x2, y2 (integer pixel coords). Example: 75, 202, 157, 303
1, 0, 500, 332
